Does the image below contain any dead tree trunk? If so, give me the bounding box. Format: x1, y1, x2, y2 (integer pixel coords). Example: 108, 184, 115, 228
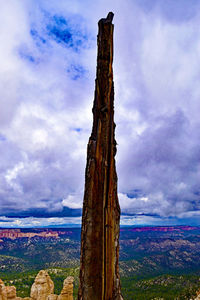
78, 12, 123, 300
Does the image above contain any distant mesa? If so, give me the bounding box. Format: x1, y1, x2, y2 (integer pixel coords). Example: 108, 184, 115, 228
126, 225, 200, 232
0, 271, 74, 300
0, 229, 58, 240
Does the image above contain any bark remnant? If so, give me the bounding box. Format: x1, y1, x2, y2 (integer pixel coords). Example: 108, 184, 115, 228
78, 12, 123, 300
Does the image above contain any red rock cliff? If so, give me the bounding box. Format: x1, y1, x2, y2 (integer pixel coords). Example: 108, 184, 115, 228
78, 12, 123, 300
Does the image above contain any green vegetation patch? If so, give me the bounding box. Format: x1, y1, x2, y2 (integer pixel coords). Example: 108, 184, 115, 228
121, 274, 200, 300
1, 270, 38, 297
0, 255, 27, 273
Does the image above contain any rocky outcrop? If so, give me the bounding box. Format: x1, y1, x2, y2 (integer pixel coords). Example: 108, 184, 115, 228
0, 273, 73, 300
47, 295, 58, 300
58, 277, 73, 300
78, 12, 123, 300
0, 280, 17, 300
194, 291, 200, 299
5, 287, 17, 300
30, 271, 54, 300
0, 279, 7, 300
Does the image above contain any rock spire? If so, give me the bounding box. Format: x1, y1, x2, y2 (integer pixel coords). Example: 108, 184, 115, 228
0, 272, 74, 300
30, 270, 54, 300
78, 12, 123, 300
58, 277, 74, 300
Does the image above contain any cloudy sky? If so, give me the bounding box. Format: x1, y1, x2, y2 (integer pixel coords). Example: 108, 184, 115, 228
1, 0, 200, 227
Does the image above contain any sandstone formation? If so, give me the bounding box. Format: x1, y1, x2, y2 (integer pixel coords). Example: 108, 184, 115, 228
58, 277, 73, 300
78, 12, 123, 300
0, 280, 7, 300
5, 287, 17, 300
0, 273, 74, 300
0, 280, 17, 300
30, 271, 54, 300
47, 295, 58, 300
30, 274, 73, 300
195, 291, 200, 300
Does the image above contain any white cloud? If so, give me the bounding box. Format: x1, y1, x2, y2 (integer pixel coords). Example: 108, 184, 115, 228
1, 0, 200, 224
62, 194, 83, 209
0, 216, 81, 228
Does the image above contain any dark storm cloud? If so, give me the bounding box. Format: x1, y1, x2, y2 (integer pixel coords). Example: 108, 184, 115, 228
118, 109, 200, 217
4, 207, 81, 218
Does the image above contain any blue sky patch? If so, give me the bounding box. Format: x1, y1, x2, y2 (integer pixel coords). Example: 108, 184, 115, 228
46, 15, 88, 52
30, 29, 46, 45
53, 15, 68, 26
73, 128, 82, 132
48, 26, 72, 45
67, 64, 87, 80
19, 48, 36, 63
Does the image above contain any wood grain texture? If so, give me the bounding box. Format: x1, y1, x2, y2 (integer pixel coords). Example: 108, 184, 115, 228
78, 13, 123, 300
